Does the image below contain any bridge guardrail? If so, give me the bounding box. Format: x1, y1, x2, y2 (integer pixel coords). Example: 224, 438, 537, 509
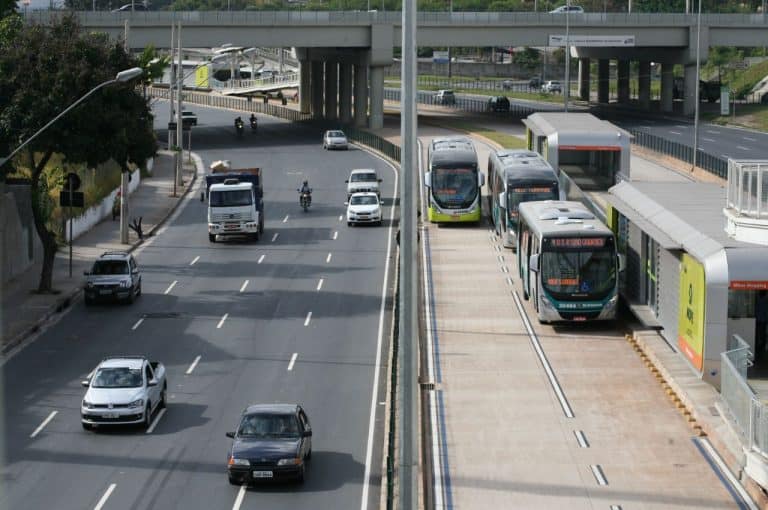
384, 87, 541, 118
629, 128, 727, 179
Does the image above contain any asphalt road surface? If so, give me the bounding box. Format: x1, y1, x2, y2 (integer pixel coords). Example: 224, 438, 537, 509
0, 102, 395, 510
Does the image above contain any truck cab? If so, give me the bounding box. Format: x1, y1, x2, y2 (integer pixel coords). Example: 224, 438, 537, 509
208, 179, 262, 242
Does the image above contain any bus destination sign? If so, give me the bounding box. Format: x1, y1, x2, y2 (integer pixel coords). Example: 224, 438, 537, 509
548, 237, 606, 248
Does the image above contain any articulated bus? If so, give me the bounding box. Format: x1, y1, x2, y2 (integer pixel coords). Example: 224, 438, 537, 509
487, 149, 559, 249
517, 200, 624, 323
425, 136, 485, 223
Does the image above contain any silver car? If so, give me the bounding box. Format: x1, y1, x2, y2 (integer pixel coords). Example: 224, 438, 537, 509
83, 251, 142, 305
323, 130, 349, 150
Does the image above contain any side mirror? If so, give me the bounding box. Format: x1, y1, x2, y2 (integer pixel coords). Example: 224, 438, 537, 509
81, 380, 90, 387
344, 180, 349, 183
226, 431, 235, 438
424, 171, 432, 188
479, 173, 486, 187
498, 192, 506, 209
303, 430, 313, 437
378, 179, 383, 183
529, 254, 540, 273
147, 379, 158, 387
617, 253, 626, 272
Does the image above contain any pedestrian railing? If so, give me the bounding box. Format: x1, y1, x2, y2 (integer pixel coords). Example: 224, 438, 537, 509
383, 87, 543, 118
210, 72, 300, 94
727, 159, 768, 219
629, 128, 728, 179
720, 334, 768, 458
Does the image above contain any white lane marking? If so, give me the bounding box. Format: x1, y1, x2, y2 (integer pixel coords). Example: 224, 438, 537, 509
591, 464, 608, 486
239, 280, 249, 293
721, 154, 732, 159
695, 437, 759, 510
164, 280, 178, 295
744, 137, 757, 142
282, 214, 289, 223
30, 411, 58, 438
271, 233, 279, 242
511, 290, 575, 418
339, 215, 343, 221
675, 124, 687, 129
505, 276, 513, 286
326, 253, 332, 263
669, 130, 683, 136
258, 254, 265, 264
304, 311, 312, 326
574, 430, 589, 448
231, 485, 246, 510
610, 506, 623, 510
186, 355, 201, 375
360, 154, 398, 510
131, 318, 144, 331
93, 484, 117, 510
707, 129, 720, 134
146, 408, 166, 434
500, 266, 509, 273
702, 137, 716, 142
333, 231, 338, 240
287, 353, 298, 371
190, 255, 200, 266
216, 313, 229, 329
497, 255, 504, 263
316, 278, 324, 291
737, 145, 751, 151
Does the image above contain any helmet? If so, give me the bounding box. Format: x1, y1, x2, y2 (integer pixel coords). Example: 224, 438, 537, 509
303, 180, 308, 186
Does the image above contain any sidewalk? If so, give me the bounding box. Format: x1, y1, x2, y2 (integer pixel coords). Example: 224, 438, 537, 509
0, 150, 198, 355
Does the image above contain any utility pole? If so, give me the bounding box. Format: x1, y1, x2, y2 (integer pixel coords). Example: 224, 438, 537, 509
564, 0, 571, 112
176, 22, 184, 189
120, 20, 130, 244
168, 22, 175, 150
692, 0, 702, 172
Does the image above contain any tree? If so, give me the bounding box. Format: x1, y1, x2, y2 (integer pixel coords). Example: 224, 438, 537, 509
0, 15, 156, 293
136, 44, 170, 98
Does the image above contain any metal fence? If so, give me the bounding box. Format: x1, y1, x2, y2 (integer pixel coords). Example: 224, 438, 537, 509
727, 159, 768, 219
629, 129, 728, 179
720, 334, 768, 458
384, 87, 543, 118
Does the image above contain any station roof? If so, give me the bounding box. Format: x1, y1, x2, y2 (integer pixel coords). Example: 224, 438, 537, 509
523, 112, 632, 140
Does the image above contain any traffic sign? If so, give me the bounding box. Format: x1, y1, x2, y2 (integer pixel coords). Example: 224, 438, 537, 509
168, 121, 191, 132
59, 191, 84, 207
64, 172, 81, 191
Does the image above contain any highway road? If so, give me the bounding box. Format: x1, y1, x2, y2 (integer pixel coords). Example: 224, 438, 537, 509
0, 103, 395, 510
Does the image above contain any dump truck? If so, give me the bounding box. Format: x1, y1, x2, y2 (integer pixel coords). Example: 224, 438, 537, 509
206, 160, 264, 243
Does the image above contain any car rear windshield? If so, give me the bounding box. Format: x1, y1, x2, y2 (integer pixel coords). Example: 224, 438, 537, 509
238, 413, 300, 438
351, 173, 377, 182
351, 195, 378, 205
328, 131, 345, 137
92, 260, 129, 275
92, 367, 143, 388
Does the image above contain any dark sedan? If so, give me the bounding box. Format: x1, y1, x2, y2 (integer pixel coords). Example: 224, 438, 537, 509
226, 404, 312, 485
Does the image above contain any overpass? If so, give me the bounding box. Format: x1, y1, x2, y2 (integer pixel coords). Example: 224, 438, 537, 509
25, 10, 768, 128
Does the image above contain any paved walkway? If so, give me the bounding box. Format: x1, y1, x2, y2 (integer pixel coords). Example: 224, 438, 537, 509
0, 151, 197, 354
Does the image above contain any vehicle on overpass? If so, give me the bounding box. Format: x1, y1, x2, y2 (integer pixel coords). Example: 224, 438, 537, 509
425, 136, 485, 223
517, 200, 623, 323
206, 160, 264, 242
487, 150, 559, 249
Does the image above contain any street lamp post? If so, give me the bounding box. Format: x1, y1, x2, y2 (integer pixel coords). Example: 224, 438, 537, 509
692, 0, 702, 172
564, 0, 571, 112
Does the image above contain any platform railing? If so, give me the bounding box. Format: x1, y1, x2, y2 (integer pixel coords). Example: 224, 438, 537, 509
727, 159, 768, 219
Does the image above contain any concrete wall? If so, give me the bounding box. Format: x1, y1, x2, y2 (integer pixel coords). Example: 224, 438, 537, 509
0, 184, 42, 285
386, 61, 564, 79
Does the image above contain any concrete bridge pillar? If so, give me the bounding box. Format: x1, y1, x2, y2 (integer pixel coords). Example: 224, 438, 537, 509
324, 61, 338, 121
661, 63, 674, 113
683, 64, 697, 115
578, 58, 590, 102
597, 59, 609, 104
617, 60, 630, 103
354, 63, 368, 127
369, 65, 385, 129
638, 60, 651, 110
299, 59, 311, 115
339, 63, 353, 124
311, 60, 324, 120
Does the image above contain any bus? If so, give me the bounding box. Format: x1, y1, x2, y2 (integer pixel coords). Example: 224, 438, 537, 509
517, 200, 624, 323
487, 149, 559, 249
425, 136, 484, 223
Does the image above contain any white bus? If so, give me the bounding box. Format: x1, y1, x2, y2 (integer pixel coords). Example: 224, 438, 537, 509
425, 136, 484, 223
487, 149, 559, 249
517, 200, 624, 323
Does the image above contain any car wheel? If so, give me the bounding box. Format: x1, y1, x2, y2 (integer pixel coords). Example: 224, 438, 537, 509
306, 448, 312, 460
296, 464, 305, 484
159, 384, 167, 409
136, 282, 142, 297
82, 422, 93, 431
143, 404, 152, 429
126, 288, 135, 305
209, 234, 216, 243
228, 475, 240, 486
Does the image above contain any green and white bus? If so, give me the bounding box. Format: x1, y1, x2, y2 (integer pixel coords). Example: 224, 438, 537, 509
425, 136, 484, 223
487, 149, 559, 249
517, 200, 624, 323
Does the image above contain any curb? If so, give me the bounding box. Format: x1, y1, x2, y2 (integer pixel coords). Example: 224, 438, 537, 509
1, 153, 201, 358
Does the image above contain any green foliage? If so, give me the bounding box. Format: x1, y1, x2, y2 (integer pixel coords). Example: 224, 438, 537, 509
725, 59, 768, 99
0, 0, 16, 19
137, 45, 169, 86
512, 47, 540, 71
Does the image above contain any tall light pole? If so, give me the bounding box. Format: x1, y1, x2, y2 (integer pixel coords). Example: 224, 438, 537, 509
564, 0, 571, 112
0, 68, 143, 170
692, 0, 702, 172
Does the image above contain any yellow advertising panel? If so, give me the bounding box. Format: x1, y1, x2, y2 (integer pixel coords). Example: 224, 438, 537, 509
195, 65, 209, 88
526, 128, 533, 151
678, 254, 705, 371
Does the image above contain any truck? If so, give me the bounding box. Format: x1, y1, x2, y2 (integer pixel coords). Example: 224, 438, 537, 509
206, 160, 264, 243
672, 77, 722, 103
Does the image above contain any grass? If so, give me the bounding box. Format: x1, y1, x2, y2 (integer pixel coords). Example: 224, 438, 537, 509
702, 103, 768, 131
724, 60, 768, 99
385, 78, 566, 104
423, 118, 527, 149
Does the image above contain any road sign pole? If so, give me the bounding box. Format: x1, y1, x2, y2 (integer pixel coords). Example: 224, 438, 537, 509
69, 181, 73, 278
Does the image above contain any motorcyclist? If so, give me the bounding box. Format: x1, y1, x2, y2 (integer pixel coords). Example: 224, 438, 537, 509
298, 180, 312, 209
298, 180, 312, 196
249, 113, 257, 129
234, 116, 243, 129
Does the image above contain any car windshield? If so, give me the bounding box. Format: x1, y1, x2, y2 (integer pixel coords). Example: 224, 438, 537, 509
328, 131, 345, 138
237, 413, 300, 439
351, 173, 377, 182
92, 260, 129, 275
91, 367, 143, 388
210, 189, 252, 207
351, 195, 378, 205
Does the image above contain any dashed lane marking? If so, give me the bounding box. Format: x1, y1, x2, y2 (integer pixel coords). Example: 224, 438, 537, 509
216, 313, 229, 329
30, 411, 58, 439
93, 484, 117, 510
186, 355, 201, 375
164, 280, 177, 295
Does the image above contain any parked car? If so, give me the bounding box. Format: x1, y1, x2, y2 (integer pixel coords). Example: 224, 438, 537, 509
542, 80, 563, 93
83, 251, 142, 305
487, 96, 511, 112
529, 77, 542, 89
225, 404, 312, 484
501, 79, 515, 90
81, 356, 167, 430
345, 168, 382, 199
434, 89, 456, 105
347, 192, 383, 226
549, 4, 584, 13
181, 110, 197, 126
323, 129, 349, 150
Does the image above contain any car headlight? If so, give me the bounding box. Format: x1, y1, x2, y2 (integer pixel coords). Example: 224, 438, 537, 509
277, 458, 301, 466
86, 282, 94, 288
228, 457, 250, 467
128, 399, 144, 408
82, 400, 93, 409
119, 280, 130, 288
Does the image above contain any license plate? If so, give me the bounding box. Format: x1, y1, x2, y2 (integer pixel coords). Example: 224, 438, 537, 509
252, 471, 273, 478
101, 413, 119, 418
573, 316, 587, 322
99, 289, 112, 295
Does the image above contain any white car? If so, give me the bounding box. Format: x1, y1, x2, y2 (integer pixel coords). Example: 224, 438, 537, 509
549, 5, 584, 13
345, 168, 382, 200
323, 130, 349, 150
347, 192, 382, 226
542, 80, 563, 93
81, 356, 167, 430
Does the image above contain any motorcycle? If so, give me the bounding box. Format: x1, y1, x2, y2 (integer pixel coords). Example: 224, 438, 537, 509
298, 191, 312, 212
235, 119, 244, 137
250, 117, 258, 133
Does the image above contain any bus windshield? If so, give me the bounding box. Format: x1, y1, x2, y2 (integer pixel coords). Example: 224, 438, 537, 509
541, 236, 616, 300
431, 167, 478, 209
508, 184, 558, 225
